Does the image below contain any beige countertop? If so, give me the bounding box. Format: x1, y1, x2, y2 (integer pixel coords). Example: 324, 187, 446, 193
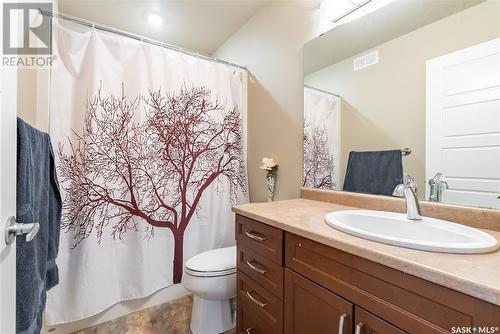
233, 198, 500, 306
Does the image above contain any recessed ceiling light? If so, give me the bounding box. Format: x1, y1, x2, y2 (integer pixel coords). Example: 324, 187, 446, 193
146, 13, 163, 27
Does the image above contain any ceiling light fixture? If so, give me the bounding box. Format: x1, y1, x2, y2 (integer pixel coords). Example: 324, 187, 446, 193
329, 0, 396, 27
146, 13, 163, 27
333, 0, 372, 23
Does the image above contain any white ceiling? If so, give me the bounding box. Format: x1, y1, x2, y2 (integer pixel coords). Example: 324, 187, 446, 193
304, 0, 485, 75
57, 0, 269, 55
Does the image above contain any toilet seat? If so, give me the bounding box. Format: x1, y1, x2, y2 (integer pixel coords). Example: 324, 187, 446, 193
185, 246, 236, 278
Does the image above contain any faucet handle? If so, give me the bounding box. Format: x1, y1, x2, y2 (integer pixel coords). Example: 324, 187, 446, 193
403, 173, 417, 194
404, 173, 415, 185
431, 172, 444, 181
430, 173, 449, 191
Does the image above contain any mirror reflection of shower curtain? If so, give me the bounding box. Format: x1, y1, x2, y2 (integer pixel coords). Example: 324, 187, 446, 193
303, 87, 341, 190
46, 22, 249, 325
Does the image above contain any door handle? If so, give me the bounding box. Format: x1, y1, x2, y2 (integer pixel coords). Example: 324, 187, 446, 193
246, 260, 267, 275
245, 290, 268, 308
245, 231, 266, 242
245, 328, 254, 334
355, 322, 364, 334
5, 216, 39, 245
338, 313, 348, 334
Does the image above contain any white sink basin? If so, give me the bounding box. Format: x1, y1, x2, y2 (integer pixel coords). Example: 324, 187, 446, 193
324, 210, 499, 254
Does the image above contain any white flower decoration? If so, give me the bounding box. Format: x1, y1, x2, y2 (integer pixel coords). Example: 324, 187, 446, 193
260, 157, 278, 171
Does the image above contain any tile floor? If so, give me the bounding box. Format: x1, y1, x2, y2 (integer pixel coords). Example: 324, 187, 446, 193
72, 295, 236, 334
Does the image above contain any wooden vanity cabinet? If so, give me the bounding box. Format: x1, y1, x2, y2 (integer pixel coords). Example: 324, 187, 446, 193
235, 214, 500, 334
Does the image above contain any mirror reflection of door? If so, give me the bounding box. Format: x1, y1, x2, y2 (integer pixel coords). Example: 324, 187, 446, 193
426, 38, 500, 209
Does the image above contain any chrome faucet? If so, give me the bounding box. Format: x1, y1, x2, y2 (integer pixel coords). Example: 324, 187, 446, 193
392, 174, 422, 220
428, 173, 448, 202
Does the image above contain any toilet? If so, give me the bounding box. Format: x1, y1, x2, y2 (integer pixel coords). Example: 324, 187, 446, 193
182, 246, 237, 334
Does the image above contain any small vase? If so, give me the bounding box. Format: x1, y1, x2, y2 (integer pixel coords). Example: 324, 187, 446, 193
266, 172, 276, 202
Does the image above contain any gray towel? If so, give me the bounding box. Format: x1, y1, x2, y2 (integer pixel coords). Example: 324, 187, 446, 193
16, 118, 62, 334
343, 150, 403, 196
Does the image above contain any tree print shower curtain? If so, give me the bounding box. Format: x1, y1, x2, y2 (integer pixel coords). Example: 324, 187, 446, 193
46, 23, 248, 324
303, 87, 340, 190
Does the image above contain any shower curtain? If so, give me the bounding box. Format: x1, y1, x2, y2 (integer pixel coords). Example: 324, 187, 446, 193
303, 86, 340, 190
46, 22, 249, 324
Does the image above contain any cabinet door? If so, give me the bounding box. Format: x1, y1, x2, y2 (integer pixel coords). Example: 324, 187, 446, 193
354, 306, 407, 334
284, 269, 353, 334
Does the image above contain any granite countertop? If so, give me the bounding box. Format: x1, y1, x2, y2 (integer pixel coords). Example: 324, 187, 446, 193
233, 198, 500, 306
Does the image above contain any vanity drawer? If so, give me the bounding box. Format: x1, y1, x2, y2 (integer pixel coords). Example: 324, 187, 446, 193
285, 232, 500, 333
236, 214, 283, 264
237, 270, 283, 333
238, 246, 284, 300
237, 299, 278, 334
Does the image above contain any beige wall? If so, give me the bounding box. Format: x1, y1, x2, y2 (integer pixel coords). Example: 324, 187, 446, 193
214, 1, 322, 202
304, 0, 500, 197
17, 70, 38, 126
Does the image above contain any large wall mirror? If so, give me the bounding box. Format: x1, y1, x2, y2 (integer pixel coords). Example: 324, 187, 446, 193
303, 0, 500, 209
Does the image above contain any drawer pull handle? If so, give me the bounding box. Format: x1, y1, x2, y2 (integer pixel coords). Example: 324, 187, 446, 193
246, 290, 268, 308
245, 231, 266, 242
246, 260, 267, 275
338, 313, 348, 334
355, 322, 364, 334
245, 328, 254, 334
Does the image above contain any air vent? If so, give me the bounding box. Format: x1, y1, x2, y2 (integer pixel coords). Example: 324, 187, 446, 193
353, 50, 379, 71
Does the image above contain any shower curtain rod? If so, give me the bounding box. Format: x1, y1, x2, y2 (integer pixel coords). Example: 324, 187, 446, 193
39, 9, 247, 71
304, 85, 341, 98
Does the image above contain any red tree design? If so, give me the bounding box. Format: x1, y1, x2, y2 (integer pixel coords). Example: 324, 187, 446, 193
57, 84, 246, 283
303, 121, 335, 189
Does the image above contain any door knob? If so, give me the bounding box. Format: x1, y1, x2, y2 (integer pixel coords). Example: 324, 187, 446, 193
4, 216, 40, 245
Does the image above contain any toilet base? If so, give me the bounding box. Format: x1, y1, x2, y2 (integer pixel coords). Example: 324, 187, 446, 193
190, 295, 235, 334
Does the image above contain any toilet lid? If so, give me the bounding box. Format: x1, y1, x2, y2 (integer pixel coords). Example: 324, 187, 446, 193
185, 246, 236, 273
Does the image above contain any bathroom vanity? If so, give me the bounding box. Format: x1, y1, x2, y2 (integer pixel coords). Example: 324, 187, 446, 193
233, 193, 500, 334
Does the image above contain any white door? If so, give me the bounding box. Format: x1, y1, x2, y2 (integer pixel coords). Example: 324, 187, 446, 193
426, 38, 500, 209
0, 1, 18, 332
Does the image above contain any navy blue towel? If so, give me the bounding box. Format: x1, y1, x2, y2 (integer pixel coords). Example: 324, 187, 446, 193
16, 118, 62, 334
342, 150, 403, 196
